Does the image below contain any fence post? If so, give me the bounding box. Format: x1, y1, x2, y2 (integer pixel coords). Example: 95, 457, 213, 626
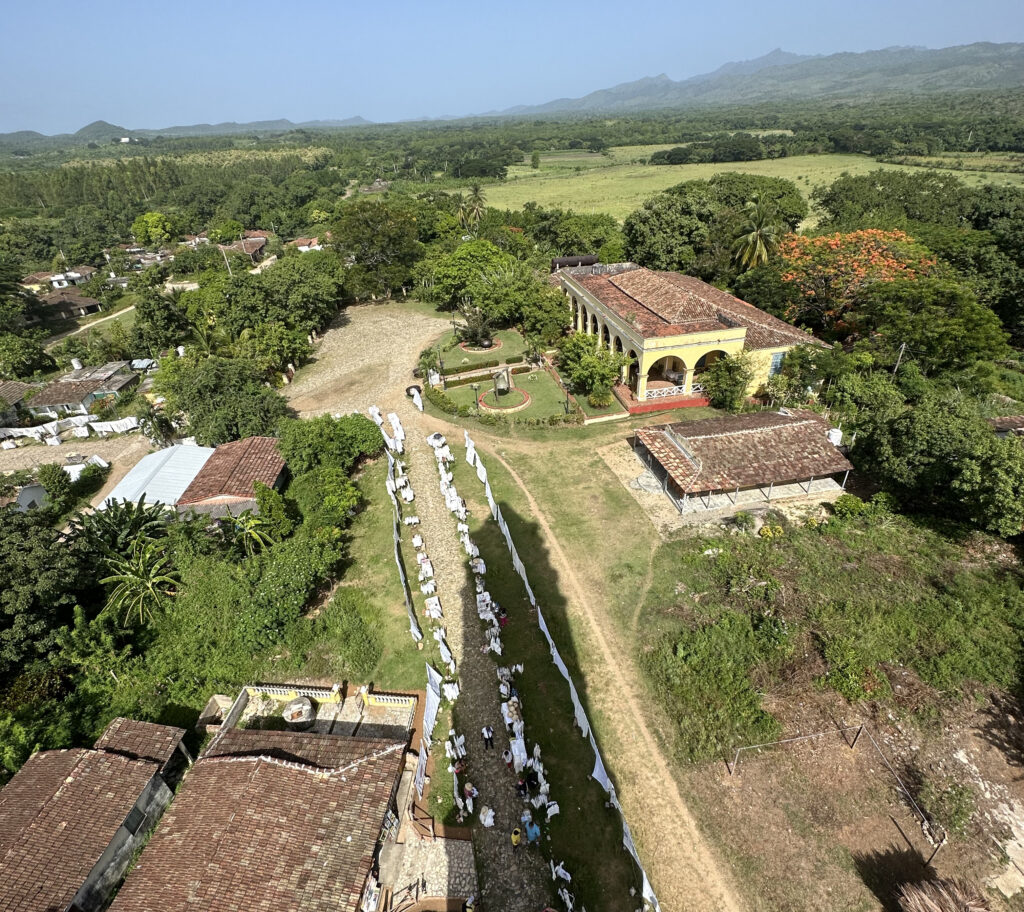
726, 748, 741, 776
850, 724, 864, 750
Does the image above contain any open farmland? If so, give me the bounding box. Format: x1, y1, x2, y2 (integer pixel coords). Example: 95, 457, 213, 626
485, 150, 1024, 220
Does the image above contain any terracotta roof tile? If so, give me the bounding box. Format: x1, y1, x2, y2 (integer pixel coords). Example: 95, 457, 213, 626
0, 749, 159, 912
177, 436, 285, 507
29, 378, 105, 407
110, 730, 405, 912
636, 410, 852, 494
0, 381, 33, 407
93, 718, 187, 767
567, 265, 817, 348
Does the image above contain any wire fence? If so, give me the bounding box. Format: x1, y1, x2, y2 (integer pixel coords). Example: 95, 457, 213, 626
726, 721, 948, 864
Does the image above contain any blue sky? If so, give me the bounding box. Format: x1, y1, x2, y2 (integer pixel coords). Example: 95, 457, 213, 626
2, 0, 1023, 133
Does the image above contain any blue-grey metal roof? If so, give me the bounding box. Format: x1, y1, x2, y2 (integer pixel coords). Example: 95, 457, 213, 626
102, 445, 215, 509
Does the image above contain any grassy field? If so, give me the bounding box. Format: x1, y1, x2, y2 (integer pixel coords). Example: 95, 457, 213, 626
486, 149, 1024, 221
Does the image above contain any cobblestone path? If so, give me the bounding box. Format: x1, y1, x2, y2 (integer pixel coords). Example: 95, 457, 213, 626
396, 405, 552, 911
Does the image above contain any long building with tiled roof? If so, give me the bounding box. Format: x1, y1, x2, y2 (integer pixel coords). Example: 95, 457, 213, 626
557, 263, 818, 402
176, 435, 286, 517
110, 729, 406, 912
0, 718, 186, 912
634, 409, 853, 501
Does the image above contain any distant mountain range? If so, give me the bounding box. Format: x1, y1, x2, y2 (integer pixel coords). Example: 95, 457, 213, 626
488, 42, 1024, 116
0, 116, 373, 149
1, 42, 1023, 147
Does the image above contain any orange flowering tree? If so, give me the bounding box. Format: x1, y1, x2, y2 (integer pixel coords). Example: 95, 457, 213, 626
778, 229, 937, 330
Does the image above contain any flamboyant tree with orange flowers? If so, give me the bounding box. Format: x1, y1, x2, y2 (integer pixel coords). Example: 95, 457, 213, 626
778, 229, 937, 331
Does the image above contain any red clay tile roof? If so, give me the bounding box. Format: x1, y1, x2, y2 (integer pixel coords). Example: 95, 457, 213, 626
110, 730, 405, 912
219, 237, 267, 255
20, 271, 53, 284
0, 749, 159, 912
636, 410, 852, 494
568, 265, 816, 349
93, 718, 187, 767
176, 436, 285, 506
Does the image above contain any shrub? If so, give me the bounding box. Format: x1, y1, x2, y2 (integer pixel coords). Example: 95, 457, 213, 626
254, 482, 298, 539
587, 384, 613, 408
288, 468, 362, 528
734, 511, 755, 531
424, 384, 459, 415
277, 414, 383, 474
819, 632, 892, 702
36, 463, 72, 512
319, 589, 382, 678
505, 355, 524, 364
442, 358, 499, 376
918, 777, 975, 837
832, 493, 867, 519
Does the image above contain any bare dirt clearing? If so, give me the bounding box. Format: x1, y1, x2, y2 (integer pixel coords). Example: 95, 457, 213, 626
285, 301, 450, 417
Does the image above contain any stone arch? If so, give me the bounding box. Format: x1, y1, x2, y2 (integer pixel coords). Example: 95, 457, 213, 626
589, 312, 598, 335
579, 304, 589, 334
613, 335, 624, 354
601, 323, 611, 349
695, 350, 728, 371
646, 354, 687, 382
626, 349, 639, 390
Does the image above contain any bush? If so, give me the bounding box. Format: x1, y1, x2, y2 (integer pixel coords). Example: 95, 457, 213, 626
288, 468, 362, 528
832, 493, 867, 519
424, 384, 459, 415
442, 358, 499, 376
734, 511, 755, 531
918, 777, 975, 837
36, 463, 72, 512
587, 384, 613, 408
277, 414, 383, 474
505, 355, 524, 364
319, 589, 382, 678
254, 482, 298, 539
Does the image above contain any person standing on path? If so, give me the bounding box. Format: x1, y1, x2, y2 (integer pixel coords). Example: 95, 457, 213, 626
482, 724, 494, 749
511, 827, 522, 852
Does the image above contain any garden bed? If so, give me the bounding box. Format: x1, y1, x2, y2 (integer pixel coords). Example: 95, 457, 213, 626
437, 329, 527, 370
440, 369, 570, 419
479, 388, 531, 412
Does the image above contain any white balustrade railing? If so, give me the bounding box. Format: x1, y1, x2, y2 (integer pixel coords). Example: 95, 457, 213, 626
643, 384, 688, 401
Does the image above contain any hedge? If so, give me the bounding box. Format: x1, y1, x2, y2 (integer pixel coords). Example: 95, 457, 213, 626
442, 358, 499, 376
505, 355, 524, 364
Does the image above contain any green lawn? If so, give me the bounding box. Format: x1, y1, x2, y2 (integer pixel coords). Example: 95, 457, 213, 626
436, 328, 527, 371
485, 151, 1024, 221
443, 368, 570, 419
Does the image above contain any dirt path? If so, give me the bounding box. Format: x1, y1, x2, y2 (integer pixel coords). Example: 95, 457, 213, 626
482, 447, 743, 912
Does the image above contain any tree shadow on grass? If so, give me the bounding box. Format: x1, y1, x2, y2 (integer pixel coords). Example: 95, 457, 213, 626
459, 482, 644, 912
851, 845, 930, 912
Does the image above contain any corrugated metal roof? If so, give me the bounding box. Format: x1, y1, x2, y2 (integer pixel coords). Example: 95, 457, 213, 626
102, 445, 215, 509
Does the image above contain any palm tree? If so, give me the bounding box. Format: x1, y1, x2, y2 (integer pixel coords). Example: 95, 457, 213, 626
899, 879, 990, 912
72, 495, 170, 557
731, 193, 783, 271
100, 538, 179, 626
456, 195, 471, 232
231, 509, 275, 557
466, 184, 487, 227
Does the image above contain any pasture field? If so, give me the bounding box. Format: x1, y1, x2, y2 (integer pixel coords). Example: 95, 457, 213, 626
487, 150, 1024, 220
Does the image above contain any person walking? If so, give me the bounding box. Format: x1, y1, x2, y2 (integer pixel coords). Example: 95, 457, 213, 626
481, 724, 494, 750
510, 827, 522, 852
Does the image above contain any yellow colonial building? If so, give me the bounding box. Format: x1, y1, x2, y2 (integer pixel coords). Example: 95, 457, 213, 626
557, 263, 814, 403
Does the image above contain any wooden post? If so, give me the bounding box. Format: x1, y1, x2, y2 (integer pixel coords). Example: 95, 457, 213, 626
841, 469, 850, 490
726, 749, 741, 776
850, 724, 864, 749
767, 481, 773, 502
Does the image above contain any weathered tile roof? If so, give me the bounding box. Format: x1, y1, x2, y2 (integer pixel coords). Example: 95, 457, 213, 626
177, 436, 285, 507
29, 378, 105, 407
0, 749, 159, 912
110, 729, 405, 912
0, 380, 33, 407
220, 237, 267, 256
93, 718, 187, 767
41, 288, 102, 309
636, 409, 852, 494
568, 264, 815, 349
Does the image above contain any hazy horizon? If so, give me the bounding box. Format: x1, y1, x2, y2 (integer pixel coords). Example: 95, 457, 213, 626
3, 0, 1024, 134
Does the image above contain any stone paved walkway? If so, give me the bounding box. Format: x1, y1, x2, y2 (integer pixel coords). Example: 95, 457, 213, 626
398, 414, 552, 911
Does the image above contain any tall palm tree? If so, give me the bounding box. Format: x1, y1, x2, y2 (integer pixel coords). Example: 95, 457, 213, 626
466, 184, 487, 227
231, 509, 275, 557
100, 538, 179, 626
456, 195, 471, 232
731, 193, 783, 271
